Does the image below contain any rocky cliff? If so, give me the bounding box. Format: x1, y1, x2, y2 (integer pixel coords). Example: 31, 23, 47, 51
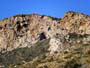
0, 11, 90, 68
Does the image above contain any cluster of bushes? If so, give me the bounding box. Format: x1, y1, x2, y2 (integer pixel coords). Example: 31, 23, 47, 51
48, 16, 61, 20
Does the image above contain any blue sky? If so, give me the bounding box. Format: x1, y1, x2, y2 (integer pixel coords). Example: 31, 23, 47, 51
0, 0, 90, 19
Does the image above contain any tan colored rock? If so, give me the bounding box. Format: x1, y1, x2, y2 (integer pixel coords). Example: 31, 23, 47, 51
0, 12, 90, 52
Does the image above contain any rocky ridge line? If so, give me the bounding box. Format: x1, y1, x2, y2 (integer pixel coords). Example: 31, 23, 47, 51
0, 11, 90, 53
0, 11, 90, 68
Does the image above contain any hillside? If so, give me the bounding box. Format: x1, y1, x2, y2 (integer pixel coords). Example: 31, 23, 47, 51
0, 11, 90, 68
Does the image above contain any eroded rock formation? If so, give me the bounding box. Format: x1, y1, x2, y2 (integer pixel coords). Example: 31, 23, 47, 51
0, 11, 90, 68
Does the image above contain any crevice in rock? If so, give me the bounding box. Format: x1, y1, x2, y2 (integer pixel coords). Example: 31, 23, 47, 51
39, 32, 46, 41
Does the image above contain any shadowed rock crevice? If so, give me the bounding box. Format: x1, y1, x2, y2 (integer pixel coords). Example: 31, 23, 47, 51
39, 32, 46, 41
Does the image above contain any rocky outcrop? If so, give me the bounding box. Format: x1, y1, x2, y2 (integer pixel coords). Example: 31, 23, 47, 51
0, 12, 90, 52
0, 11, 90, 68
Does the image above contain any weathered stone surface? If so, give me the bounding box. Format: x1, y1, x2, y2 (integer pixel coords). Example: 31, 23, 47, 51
0, 11, 90, 68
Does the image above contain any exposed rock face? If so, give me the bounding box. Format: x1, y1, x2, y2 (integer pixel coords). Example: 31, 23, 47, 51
0, 11, 90, 68
0, 12, 90, 52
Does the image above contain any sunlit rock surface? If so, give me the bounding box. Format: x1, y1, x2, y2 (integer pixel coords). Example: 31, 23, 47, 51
0, 11, 90, 68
